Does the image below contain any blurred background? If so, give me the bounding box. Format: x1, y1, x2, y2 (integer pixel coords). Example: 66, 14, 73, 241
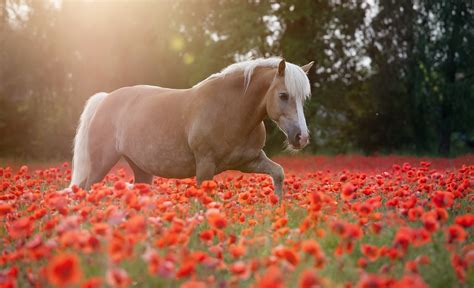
0, 0, 473, 160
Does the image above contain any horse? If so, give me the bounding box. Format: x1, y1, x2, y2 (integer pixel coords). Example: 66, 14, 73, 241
70, 57, 313, 199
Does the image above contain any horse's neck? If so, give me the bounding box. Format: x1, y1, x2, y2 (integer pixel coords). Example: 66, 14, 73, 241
191, 67, 274, 139
222, 68, 274, 134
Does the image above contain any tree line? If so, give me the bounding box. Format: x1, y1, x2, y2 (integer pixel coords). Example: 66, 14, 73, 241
0, 0, 473, 159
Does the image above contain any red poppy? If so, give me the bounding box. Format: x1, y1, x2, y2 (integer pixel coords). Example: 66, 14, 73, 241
108, 235, 133, 263
446, 224, 467, 244
229, 244, 246, 258
301, 240, 322, 256
46, 253, 82, 287
393, 274, 428, 288
394, 227, 413, 252
81, 277, 103, 288
341, 183, 356, 201
298, 269, 321, 288
124, 215, 146, 234
432, 191, 454, 208
361, 244, 380, 262
201, 180, 217, 192
113, 180, 127, 191
199, 229, 214, 241
7, 217, 33, 239
180, 280, 207, 288
229, 261, 247, 275
257, 266, 284, 288
206, 209, 227, 230
176, 261, 195, 278
0, 203, 13, 216
106, 268, 131, 288
455, 214, 474, 228
356, 274, 390, 288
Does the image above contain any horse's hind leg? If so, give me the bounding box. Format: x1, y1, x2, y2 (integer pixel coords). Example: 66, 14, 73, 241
124, 157, 153, 185
84, 146, 121, 190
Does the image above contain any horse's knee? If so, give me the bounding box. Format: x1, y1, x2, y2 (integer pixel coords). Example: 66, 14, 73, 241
134, 172, 153, 184
272, 165, 284, 185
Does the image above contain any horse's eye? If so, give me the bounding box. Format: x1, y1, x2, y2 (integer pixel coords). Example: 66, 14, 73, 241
279, 92, 289, 101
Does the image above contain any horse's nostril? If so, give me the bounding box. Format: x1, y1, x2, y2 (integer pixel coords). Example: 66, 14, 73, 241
295, 133, 301, 142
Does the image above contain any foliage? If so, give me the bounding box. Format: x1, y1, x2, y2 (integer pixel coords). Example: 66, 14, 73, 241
0, 0, 473, 158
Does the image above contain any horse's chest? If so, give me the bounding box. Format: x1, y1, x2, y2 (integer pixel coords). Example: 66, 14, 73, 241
216, 135, 265, 170
219, 148, 259, 169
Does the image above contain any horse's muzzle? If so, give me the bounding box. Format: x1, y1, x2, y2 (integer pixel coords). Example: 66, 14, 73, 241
289, 129, 309, 149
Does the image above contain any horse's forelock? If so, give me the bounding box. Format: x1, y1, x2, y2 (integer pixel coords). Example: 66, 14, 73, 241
282, 62, 311, 102
194, 58, 311, 102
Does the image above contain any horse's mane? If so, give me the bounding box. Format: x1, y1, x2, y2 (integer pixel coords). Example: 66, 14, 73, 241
194, 57, 311, 102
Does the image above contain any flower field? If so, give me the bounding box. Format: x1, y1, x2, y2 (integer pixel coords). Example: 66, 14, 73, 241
0, 155, 473, 287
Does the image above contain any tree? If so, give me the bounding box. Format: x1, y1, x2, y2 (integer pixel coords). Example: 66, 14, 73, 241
0, 0, 472, 158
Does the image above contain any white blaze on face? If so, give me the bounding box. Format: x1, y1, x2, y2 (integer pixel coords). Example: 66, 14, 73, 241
296, 101, 309, 145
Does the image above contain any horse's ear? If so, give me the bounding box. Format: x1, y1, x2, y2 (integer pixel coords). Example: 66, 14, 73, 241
278, 59, 286, 76
301, 61, 314, 74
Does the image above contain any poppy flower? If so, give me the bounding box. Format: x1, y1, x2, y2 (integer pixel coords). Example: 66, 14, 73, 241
81, 277, 103, 288
7, 217, 33, 239
432, 191, 454, 208
106, 268, 131, 288
180, 280, 207, 288
421, 215, 439, 232
395, 227, 415, 249
360, 244, 380, 262
301, 240, 322, 257
358, 257, 368, 268
206, 209, 227, 230
176, 261, 195, 278
124, 215, 146, 234
199, 229, 214, 241
46, 253, 82, 287
113, 180, 127, 191
0, 203, 13, 216
108, 235, 133, 263
455, 214, 474, 228
341, 183, 356, 201
201, 180, 217, 192
446, 224, 467, 244
451, 254, 467, 282
229, 261, 247, 275
229, 244, 246, 258
257, 266, 284, 288
270, 194, 279, 205
393, 274, 428, 288
356, 273, 389, 288
298, 269, 321, 288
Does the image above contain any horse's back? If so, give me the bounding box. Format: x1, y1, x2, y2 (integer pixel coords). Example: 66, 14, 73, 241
89, 85, 177, 139
89, 85, 197, 178
101, 85, 181, 107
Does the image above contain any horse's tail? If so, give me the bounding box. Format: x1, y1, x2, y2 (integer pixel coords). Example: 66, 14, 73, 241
70, 92, 108, 188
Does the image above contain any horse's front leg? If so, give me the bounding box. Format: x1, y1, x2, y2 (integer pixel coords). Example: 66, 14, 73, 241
195, 156, 216, 185
238, 150, 285, 199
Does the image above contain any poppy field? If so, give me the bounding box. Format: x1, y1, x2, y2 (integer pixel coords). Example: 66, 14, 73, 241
0, 155, 473, 288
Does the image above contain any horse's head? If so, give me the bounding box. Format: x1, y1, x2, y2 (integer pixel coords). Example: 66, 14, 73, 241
266, 59, 313, 150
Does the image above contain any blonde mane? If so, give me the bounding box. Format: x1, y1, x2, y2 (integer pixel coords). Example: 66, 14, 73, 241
194, 57, 311, 102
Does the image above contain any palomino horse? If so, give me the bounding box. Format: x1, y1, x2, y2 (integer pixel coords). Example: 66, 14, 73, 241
70, 58, 313, 199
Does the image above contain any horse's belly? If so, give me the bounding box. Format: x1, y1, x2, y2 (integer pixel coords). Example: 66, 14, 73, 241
128, 146, 196, 179
148, 157, 196, 179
